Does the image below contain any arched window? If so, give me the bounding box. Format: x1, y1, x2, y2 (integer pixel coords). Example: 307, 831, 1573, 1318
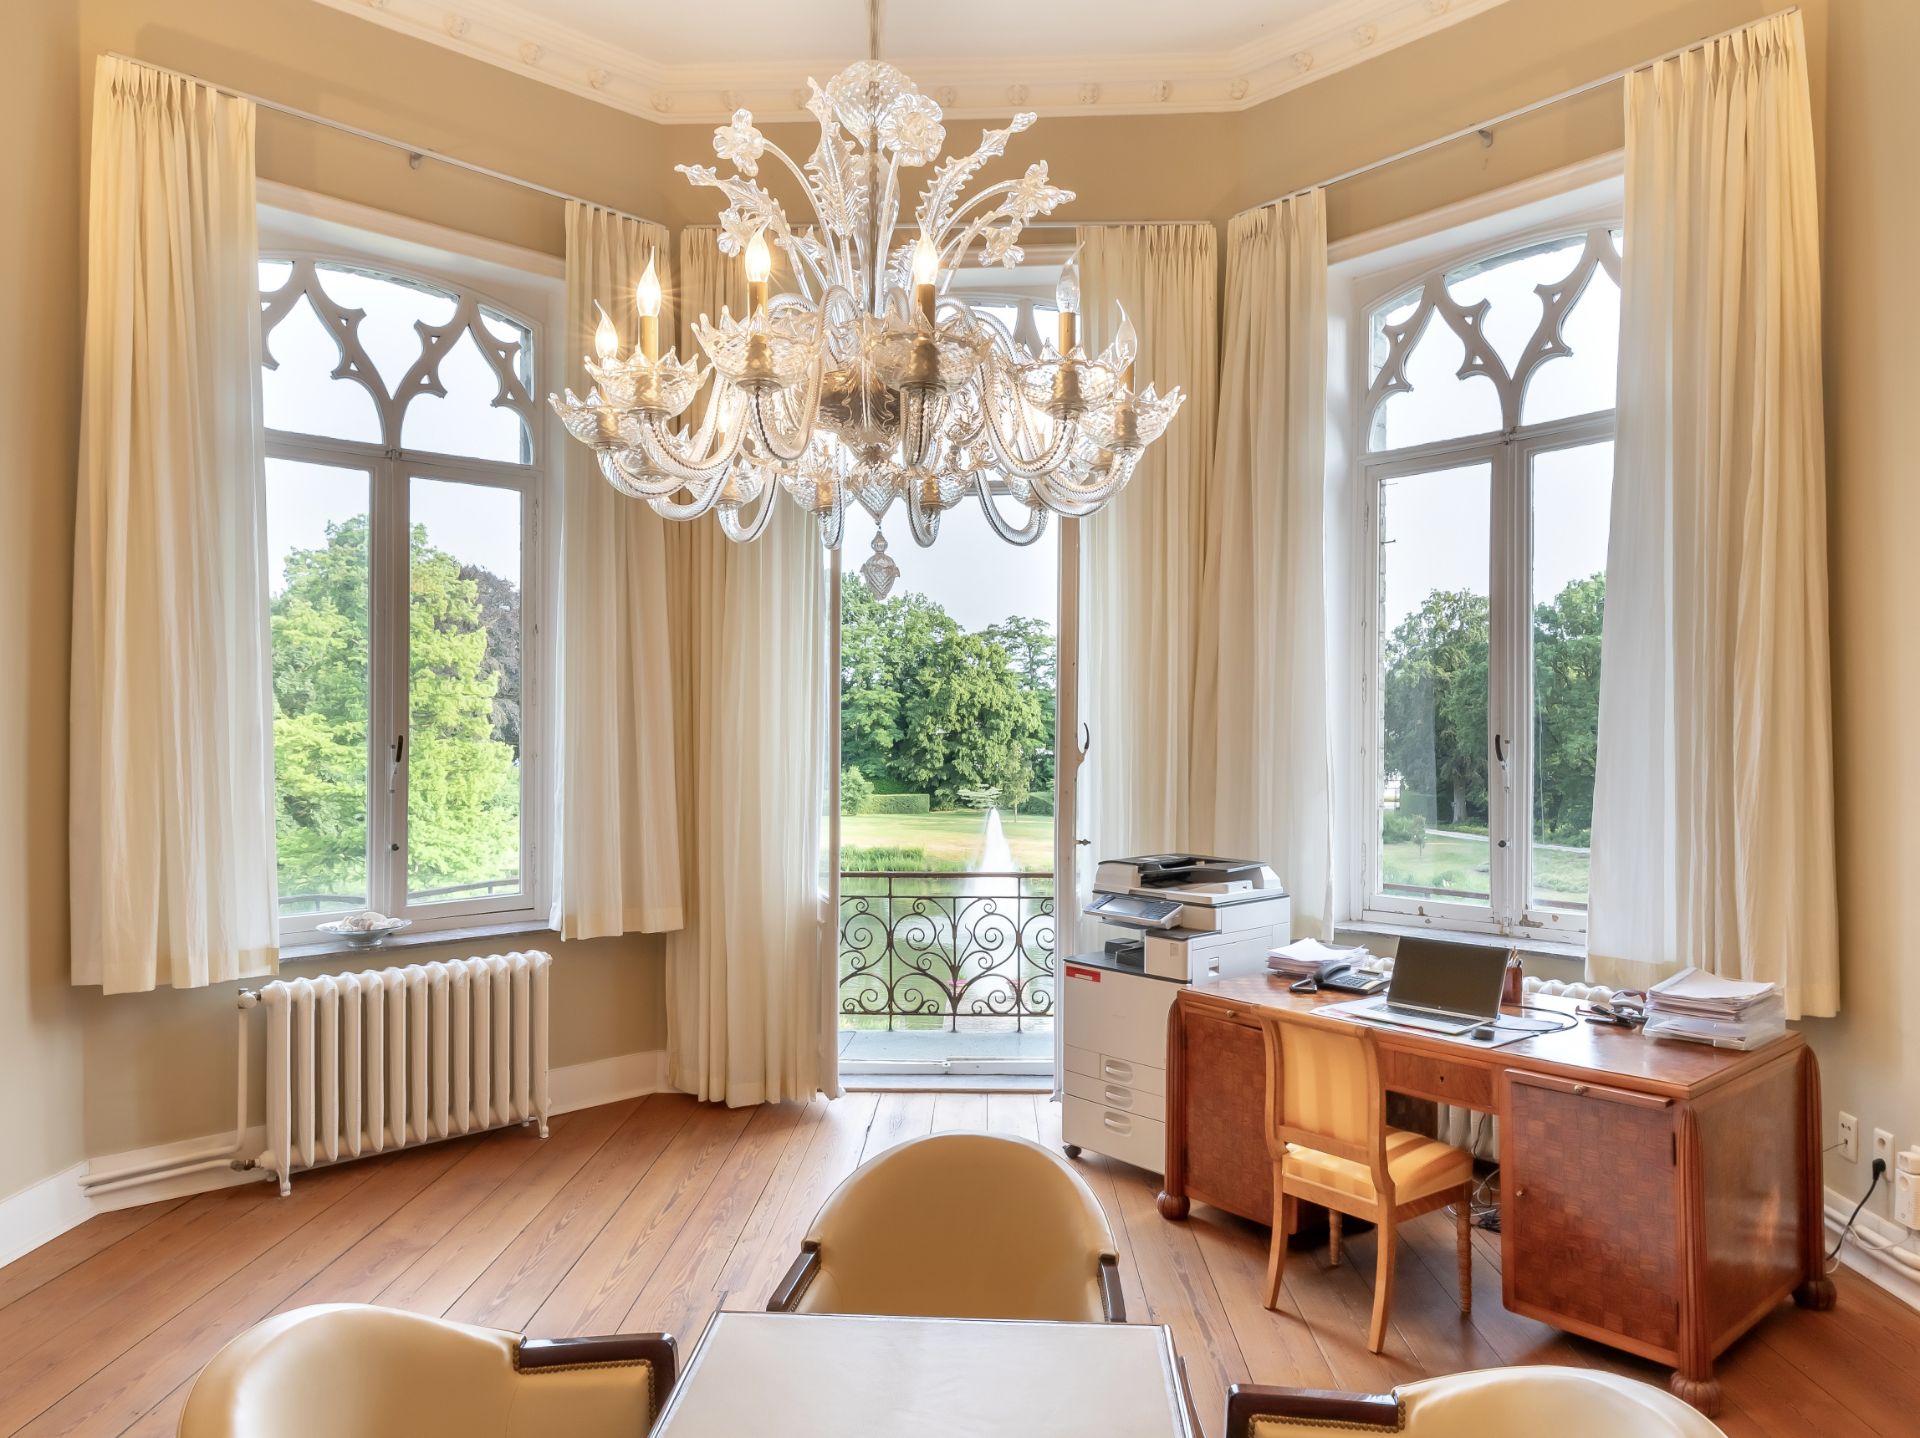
1353, 220, 1621, 938
260, 245, 550, 939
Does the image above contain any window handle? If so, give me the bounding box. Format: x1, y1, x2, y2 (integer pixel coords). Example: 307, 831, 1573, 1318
388, 733, 407, 796
1493, 732, 1508, 764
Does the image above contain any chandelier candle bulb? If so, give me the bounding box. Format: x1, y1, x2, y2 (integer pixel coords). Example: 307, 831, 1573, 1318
635, 250, 662, 362
912, 231, 939, 324
592, 302, 620, 364
744, 228, 772, 316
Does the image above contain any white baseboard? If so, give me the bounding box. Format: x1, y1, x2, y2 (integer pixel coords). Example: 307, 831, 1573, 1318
1825, 1185, 1920, 1312
0, 1050, 673, 1271
549, 1048, 671, 1112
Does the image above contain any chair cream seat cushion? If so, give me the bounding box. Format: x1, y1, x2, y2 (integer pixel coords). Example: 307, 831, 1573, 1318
179, 1305, 656, 1438
1247, 1367, 1725, 1437
793, 1133, 1116, 1322
1282, 1129, 1471, 1207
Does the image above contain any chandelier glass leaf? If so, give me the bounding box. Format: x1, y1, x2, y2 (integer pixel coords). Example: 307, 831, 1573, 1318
549, 60, 1185, 588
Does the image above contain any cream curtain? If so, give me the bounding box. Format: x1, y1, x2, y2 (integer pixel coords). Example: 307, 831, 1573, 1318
1075, 224, 1217, 935
1588, 13, 1838, 1016
665, 228, 839, 1105
70, 58, 278, 993
1198, 194, 1335, 935
554, 203, 685, 939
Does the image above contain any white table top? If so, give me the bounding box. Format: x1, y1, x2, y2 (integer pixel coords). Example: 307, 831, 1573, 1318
655, 1311, 1196, 1438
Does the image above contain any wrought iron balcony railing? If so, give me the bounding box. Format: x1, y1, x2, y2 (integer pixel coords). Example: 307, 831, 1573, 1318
838, 870, 1055, 1032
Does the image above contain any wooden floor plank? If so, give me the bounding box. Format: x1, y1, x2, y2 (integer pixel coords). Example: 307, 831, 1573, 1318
985, 1092, 1041, 1143
860, 1092, 937, 1162
0, 1092, 1903, 1438
9, 1141, 467, 1436
443, 1095, 696, 1331
525, 1101, 755, 1337
0, 1200, 188, 1313
715, 1093, 879, 1310
621, 1102, 816, 1340
375, 1101, 638, 1316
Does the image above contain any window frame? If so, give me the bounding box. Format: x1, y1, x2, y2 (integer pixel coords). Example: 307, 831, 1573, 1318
1334, 166, 1624, 945
259, 187, 563, 941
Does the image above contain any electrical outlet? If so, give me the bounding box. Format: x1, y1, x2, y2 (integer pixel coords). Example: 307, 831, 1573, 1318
1874, 1128, 1896, 1170
1838, 1111, 1859, 1162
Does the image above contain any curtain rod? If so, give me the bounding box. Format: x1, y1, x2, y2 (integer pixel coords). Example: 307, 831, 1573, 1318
1238, 5, 1800, 218
105, 52, 668, 231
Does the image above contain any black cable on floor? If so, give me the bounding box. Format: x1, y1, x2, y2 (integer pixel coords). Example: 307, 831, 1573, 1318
1828, 1160, 1885, 1262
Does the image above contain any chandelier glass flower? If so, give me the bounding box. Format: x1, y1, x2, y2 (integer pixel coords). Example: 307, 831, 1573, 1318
550, 61, 1185, 596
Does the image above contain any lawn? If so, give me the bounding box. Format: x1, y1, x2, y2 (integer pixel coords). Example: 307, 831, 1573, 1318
840, 810, 1054, 873
1381, 830, 1590, 911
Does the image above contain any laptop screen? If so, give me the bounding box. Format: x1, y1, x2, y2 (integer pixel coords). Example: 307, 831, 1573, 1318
1387, 937, 1508, 1018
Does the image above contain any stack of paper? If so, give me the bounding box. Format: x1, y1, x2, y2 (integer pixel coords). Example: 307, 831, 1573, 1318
1644, 968, 1786, 1049
1267, 937, 1370, 979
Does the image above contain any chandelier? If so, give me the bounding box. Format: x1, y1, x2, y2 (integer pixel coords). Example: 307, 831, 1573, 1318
550, 60, 1184, 596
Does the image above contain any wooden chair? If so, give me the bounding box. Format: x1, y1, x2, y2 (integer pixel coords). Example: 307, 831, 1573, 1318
1257, 1010, 1474, 1353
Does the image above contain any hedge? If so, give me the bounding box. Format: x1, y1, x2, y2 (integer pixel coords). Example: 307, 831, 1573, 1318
863, 792, 932, 815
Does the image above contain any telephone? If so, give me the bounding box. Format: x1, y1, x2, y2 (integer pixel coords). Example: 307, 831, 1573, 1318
1290, 963, 1390, 996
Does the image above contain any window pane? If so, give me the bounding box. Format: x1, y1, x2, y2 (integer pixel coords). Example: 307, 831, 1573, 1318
262, 293, 382, 444
401, 327, 532, 463
1446, 234, 1584, 376
407, 477, 523, 906
1530, 441, 1612, 915
268, 458, 372, 917
315, 263, 459, 396
1378, 462, 1491, 907
1520, 263, 1621, 425
1369, 310, 1502, 450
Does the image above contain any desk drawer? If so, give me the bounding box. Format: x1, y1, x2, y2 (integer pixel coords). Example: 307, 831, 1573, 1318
1064, 1095, 1166, 1175
1381, 1048, 1494, 1109
1064, 1069, 1167, 1124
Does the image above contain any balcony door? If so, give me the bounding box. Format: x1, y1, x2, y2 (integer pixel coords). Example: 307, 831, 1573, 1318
834, 317, 1072, 1079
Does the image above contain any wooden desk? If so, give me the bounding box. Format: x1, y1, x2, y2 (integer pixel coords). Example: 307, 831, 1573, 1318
654, 1311, 1199, 1438
1156, 977, 1832, 1415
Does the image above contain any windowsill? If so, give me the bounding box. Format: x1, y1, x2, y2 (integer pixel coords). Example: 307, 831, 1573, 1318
1333, 918, 1589, 980
279, 920, 558, 965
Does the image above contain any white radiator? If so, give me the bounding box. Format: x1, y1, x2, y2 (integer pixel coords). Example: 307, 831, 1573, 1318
255, 952, 552, 1194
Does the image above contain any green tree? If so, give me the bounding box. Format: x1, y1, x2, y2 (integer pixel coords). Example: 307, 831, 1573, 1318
1380, 575, 1606, 844
1382, 588, 1490, 827
840, 765, 874, 815
1531, 573, 1605, 844
271, 517, 520, 903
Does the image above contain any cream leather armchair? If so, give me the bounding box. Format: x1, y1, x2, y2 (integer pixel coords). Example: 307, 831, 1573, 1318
1225, 1368, 1727, 1436
179, 1304, 676, 1438
768, 1132, 1124, 1322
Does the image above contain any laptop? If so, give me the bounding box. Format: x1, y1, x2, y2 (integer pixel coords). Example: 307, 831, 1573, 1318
1350, 937, 1507, 1035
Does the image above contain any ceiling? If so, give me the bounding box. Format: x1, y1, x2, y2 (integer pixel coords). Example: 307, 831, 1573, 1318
313, 0, 1512, 124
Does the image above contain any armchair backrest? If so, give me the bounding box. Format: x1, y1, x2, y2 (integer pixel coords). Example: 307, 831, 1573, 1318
799, 1132, 1118, 1322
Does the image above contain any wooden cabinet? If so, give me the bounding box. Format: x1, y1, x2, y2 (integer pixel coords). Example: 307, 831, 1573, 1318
1502, 1071, 1680, 1357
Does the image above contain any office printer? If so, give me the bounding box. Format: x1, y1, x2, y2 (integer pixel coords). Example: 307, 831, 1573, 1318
1059, 855, 1290, 1174
1085, 853, 1290, 980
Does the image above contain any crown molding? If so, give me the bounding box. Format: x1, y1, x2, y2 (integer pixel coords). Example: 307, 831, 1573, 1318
311, 0, 1513, 125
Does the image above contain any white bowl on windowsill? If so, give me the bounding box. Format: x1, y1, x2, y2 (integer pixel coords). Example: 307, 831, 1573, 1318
315, 915, 413, 948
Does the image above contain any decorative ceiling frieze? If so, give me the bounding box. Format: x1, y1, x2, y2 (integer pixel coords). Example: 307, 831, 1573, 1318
310, 0, 1512, 125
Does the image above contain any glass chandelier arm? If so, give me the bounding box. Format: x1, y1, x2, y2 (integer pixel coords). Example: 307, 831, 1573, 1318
633, 406, 748, 483
599, 448, 689, 498
748, 359, 824, 463
969, 473, 1050, 545
717, 476, 783, 543
647, 477, 729, 521
980, 365, 1079, 478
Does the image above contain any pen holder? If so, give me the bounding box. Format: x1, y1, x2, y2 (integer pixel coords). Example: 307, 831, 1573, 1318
1502, 955, 1525, 1008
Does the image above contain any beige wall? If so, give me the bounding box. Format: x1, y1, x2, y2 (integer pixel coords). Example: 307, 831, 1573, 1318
0, 2, 88, 1200
7, 0, 1914, 1237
